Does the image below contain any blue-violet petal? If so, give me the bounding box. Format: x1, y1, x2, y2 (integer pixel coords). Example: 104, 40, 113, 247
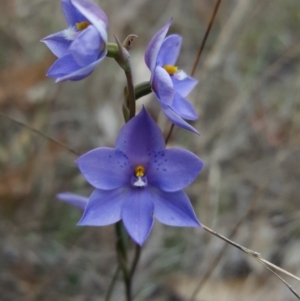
115, 108, 165, 167
69, 25, 102, 67
151, 188, 201, 227
121, 188, 154, 246
156, 34, 182, 67
147, 148, 204, 191
57, 192, 88, 209
145, 19, 172, 73
76, 147, 132, 190
78, 188, 126, 226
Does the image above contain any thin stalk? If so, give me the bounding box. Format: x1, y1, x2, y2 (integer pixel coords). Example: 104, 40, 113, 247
106, 42, 118, 58
125, 71, 136, 119
0, 111, 80, 156
129, 244, 141, 279
190, 0, 223, 77
134, 81, 152, 101
104, 265, 121, 301
115, 222, 132, 301
124, 277, 132, 301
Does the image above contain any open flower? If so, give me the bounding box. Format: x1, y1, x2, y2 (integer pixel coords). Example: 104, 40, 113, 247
41, 0, 108, 82
145, 20, 199, 134
58, 108, 204, 245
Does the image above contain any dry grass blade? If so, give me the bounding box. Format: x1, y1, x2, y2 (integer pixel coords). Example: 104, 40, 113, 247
189, 151, 289, 301
0, 111, 80, 156
202, 224, 300, 300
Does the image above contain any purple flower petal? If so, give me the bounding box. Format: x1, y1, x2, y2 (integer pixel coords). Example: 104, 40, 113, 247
71, 0, 108, 43
78, 188, 126, 226
152, 66, 174, 106
115, 108, 165, 167
41, 31, 71, 58
47, 54, 80, 78
53, 51, 106, 82
145, 19, 172, 73
122, 189, 154, 245
171, 92, 198, 121
147, 148, 203, 192
61, 0, 85, 26
156, 34, 182, 67
76, 147, 132, 190
151, 188, 201, 227
69, 25, 102, 67
172, 75, 198, 97
57, 192, 88, 209
162, 105, 199, 134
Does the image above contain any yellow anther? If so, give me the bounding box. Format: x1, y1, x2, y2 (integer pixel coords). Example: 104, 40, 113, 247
76, 21, 91, 31
134, 165, 145, 177
163, 65, 178, 75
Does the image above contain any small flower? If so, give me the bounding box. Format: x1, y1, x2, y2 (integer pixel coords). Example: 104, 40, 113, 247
41, 0, 108, 82
58, 108, 204, 245
145, 19, 199, 134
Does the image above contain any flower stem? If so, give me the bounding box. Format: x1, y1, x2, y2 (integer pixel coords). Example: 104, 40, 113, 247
125, 71, 136, 120
115, 221, 128, 262
115, 222, 132, 300
106, 43, 118, 58
129, 244, 142, 279
134, 81, 152, 101
124, 243, 142, 301
104, 265, 120, 301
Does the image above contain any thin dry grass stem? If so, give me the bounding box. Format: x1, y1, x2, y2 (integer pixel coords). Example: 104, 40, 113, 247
164, 0, 223, 142
202, 40, 300, 147
0, 111, 80, 156
201, 224, 300, 300
189, 151, 289, 301
190, 0, 223, 77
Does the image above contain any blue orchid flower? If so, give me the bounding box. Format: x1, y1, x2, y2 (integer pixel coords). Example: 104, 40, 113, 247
145, 20, 199, 134
41, 0, 108, 82
57, 108, 204, 245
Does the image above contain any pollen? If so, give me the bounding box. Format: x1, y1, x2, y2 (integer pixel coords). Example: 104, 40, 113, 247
163, 65, 178, 75
134, 165, 145, 177
76, 21, 91, 31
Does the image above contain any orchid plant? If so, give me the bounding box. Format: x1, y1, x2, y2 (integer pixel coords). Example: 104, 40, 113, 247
42, 0, 203, 299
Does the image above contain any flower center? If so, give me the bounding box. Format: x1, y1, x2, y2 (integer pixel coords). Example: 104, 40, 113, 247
63, 21, 91, 41
76, 21, 91, 31
132, 165, 147, 187
163, 65, 178, 75
163, 65, 188, 80
134, 165, 145, 177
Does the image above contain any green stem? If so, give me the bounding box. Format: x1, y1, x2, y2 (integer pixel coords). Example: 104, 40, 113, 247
106, 43, 118, 58
115, 221, 128, 262
115, 222, 132, 300
129, 244, 142, 279
134, 81, 152, 101
104, 265, 120, 301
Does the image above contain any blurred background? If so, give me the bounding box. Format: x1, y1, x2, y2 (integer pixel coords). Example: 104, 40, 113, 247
1, 0, 300, 300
